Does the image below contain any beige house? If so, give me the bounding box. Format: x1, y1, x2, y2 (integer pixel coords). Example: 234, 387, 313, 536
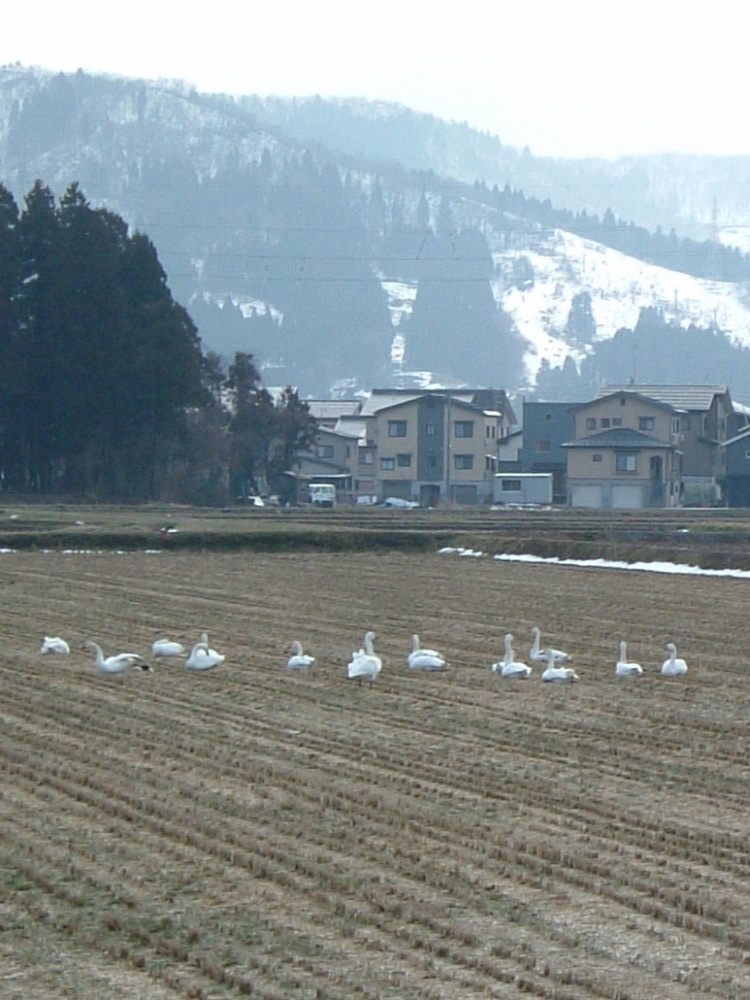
358, 392, 514, 504
565, 391, 682, 509
294, 388, 516, 505
597, 385, 733, 503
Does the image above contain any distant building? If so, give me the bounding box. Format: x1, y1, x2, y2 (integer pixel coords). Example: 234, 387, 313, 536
598, 384, 733, 504
564, 391, 682, 509
293, 388, 517, 505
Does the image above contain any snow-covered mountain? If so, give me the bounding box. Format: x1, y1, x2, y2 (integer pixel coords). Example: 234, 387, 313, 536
3, 65, 750, 398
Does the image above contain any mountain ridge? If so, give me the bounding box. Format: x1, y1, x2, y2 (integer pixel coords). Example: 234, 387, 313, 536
3, 65, 750, 399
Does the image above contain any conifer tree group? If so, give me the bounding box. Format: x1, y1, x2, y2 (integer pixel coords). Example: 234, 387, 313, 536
0, 181, 316, 501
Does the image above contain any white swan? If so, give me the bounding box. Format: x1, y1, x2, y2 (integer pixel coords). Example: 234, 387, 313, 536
151, 638, 185, 657
40, 636, 69, 655
492, 633, 532, 678
530, 626, 569, 663
541, 648, 578, 682
347, 631, 382, 684
199, 631, 223, 660
407, 633, 447, 671
186, 641, 225, 671
287, 640, 316, 671
616, 640, 643, 676
86, 641, 151, 674
661, 642, 688, 676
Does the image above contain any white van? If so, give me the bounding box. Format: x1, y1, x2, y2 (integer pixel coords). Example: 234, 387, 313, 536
308, 483, 336, 507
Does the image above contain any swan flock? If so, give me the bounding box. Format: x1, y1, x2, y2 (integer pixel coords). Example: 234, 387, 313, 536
42, 627, 690, 685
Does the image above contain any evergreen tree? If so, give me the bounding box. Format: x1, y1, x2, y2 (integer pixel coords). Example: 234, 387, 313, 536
0, 184, 22, 487
267, 387, 317, 500
16, 180, 60, 489
226, 352, 275, 496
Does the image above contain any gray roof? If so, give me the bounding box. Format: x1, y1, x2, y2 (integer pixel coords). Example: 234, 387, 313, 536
359, 390, 483, 417
563, 427, 676, 449
306, 399, 362, 422
597, 384, 730, 411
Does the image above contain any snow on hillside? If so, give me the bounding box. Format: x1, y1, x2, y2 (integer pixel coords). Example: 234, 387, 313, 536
494, 227, 750, 384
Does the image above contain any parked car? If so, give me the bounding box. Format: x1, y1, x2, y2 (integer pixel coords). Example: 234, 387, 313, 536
380, 496, 420, 509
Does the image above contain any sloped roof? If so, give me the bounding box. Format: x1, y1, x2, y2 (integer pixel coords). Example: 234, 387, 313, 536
578, 390, 682, 414
306, 399, 362, 422
359, 390, 483, 417
597, 384, 730, 411
563, 427, 676, 449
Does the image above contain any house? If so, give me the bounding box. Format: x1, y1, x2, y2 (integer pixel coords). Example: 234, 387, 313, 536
358, 389, 515, 506
289, 424, 360, 501
519, 401, 576, 503
598, 384, 733, 504
720, 426, 750, 506
292, 387, 517, 505
353, 388, 517, 505
564, 391, 682, 509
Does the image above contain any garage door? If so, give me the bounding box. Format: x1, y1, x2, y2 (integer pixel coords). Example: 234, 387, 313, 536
612, 485, 642, 509
571, 485, 602, 508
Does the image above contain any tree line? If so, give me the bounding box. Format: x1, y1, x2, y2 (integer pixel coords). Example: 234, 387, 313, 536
485, 183, 749, 283
0, 180, 317, 502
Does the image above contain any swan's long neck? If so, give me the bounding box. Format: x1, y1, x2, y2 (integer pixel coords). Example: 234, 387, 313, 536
531, 629, 541, 655
292, 641, 303, 655
620, 641, 627, 660
504, 634, 514, 663
87, 642, 105, 667
412, 634, 420, 653
363, 632, 375, 656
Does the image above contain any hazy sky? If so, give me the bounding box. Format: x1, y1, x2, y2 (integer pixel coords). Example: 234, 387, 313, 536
1, 1, 746, 160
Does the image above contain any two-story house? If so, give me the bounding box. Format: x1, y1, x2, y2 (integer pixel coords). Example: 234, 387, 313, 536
564, 391, 682, 508
598, 385, 733, 504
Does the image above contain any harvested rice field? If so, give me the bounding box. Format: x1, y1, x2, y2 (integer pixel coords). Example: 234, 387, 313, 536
2, 542, 750, 998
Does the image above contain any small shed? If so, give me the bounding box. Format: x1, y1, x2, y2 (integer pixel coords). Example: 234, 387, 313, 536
493, 472, 553, 506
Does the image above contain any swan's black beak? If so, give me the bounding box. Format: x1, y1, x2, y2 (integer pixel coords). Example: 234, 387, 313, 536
140, 662, 153, 672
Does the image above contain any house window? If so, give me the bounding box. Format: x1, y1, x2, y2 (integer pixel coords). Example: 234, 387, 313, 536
612, 417, 622, 426
455, 421, 474, 438
601, 418, 610, 428
425, 422, 436, 436
316, 444, 334, 459
359, 450, 374, 465
381, 457, 395, 471
616, 453, 638, 473
454, 454, 474, 470
745, 450, 750, 460
397, 453, 411, 467
534, 440, 552, 452
501, 479, 522, 491
592, 453, 602, 462
586, 417, 596, 430
639, 417, 654, 431
388, 420, 407, 437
